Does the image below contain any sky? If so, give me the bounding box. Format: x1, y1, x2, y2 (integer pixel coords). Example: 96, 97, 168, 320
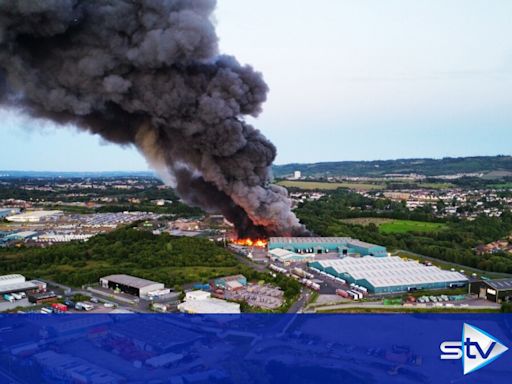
2, 0, 512, 171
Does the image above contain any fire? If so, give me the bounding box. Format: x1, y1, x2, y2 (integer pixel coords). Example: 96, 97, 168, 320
232, 238, 268, 248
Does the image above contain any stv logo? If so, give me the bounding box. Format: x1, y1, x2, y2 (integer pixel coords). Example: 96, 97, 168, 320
440, 323, 508, 375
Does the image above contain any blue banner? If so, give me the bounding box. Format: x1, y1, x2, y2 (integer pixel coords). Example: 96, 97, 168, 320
0, 314, 510, 383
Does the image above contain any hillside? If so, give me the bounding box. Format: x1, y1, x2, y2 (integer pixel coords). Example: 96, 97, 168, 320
272, 155, 512, 178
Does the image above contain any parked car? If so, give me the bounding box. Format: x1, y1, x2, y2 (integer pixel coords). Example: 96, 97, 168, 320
64, 300, 75, 308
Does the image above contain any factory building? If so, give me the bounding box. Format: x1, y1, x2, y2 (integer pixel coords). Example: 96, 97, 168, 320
0, 208, 20, 218
6, 210, 63, 223
178, 291, 241, 314
100, 274, 165, 297
0, 274, 39, 296
212, 275, 247, 291
309, 257, 467, 293
268, 248, 315, 263
269, 237, 388, 257
470, 278, 512, 303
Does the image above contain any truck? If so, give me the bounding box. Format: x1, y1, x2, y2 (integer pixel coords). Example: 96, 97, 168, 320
51, 303, 68, 313
292, 268, 314, 280
3, 294, 14, 303
309, 282, 320, 291
269, 264, 287, 274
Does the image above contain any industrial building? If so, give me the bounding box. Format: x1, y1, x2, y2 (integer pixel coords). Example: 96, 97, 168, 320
309, 257, 468, 293
0, 274, 39, 296
0, 208, 20, 218
178, 291, 241, 314
100, 274, 165, 298
6, 210, 63, 223
28, 291, 58, 304
212, 275, 247, 291
268, 248, 315, 263
269, 237, 388, 257
470, 278, 512, 303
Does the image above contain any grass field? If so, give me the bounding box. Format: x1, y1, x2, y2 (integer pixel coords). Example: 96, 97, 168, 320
417, 182, 455, 189
340, 217, 447, 234
490, 182, 512, 189
341, 218, 394, 226
379, 220, 447, 234
277, 180, 384, 191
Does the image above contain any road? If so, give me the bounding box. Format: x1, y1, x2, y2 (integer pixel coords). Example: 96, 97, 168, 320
308, 299, 500, 313
287, 289, 310, 313
231, 251, 268, 272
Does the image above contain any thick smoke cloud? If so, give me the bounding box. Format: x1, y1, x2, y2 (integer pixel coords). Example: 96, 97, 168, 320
0, 0, 307, 237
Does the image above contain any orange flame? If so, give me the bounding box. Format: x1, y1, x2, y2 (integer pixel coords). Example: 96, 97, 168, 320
232, 238, 268, 248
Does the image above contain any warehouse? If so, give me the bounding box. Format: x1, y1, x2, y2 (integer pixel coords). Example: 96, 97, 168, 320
100, 274, 165, 297
28, 291, 58, 304
309, 256, 467, 293
470, 278, 512, 303
0, 274, 39, 296
0, 208, 20, 218
212, 275, 247, 291
178, 291, 241, 314
269, 237, 388, 257
268, 248, 314, 263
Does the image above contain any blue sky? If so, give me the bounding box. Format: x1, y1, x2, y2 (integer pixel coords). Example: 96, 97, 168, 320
2, 0, 512, 171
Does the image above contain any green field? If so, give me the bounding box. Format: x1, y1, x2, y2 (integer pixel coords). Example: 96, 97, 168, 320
490, 182, 512, 189
379, 219, 447, 234
277, 180, 384, 191
340, 218, 447, 234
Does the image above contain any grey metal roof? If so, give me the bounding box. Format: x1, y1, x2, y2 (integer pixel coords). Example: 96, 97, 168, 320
0, 281, 37, 294
269, 237, 383, 249
316, 256, 468, 288
485, 278, 512, 291
101, 274, 162, 289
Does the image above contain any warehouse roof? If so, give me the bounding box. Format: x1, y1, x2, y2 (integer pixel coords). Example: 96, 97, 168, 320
269, 237, 383, 249
314, 256, 467, 288
0, 281, 37, 294
101, 274, 162, 289
178, 298, 241, 314
485, 278, 512, 291
0, 274, 24, 284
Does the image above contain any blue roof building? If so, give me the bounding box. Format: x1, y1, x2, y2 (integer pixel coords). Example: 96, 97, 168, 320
268, 237, 387, 257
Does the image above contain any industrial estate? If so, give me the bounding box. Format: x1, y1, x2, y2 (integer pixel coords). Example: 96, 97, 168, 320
1, 168, 512, 316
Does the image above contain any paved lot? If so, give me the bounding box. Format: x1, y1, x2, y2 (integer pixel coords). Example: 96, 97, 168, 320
0, 298, 33, 312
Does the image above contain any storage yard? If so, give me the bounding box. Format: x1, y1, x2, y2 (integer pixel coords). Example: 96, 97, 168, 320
1, 211, 162, 247
224, 284, 284, 310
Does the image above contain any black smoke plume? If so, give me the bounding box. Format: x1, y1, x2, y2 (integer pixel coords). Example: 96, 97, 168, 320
0, 0, 307, 237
